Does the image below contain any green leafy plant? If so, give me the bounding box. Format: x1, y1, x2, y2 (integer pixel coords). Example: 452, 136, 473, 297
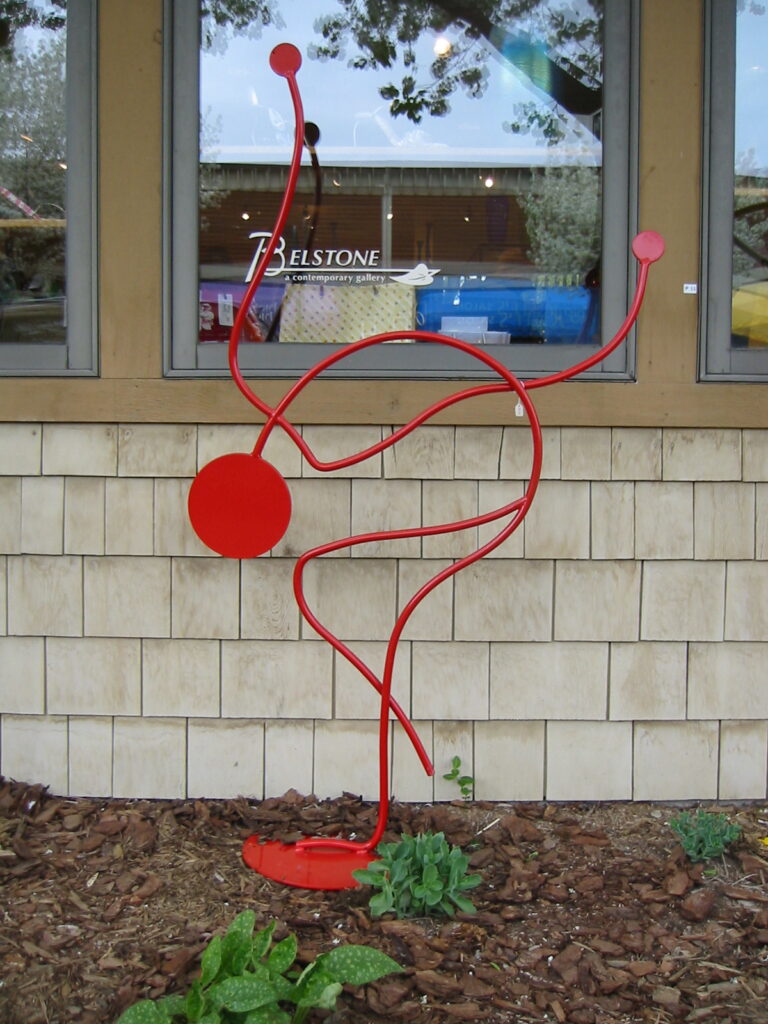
442, 755, 474, 800
669, 810, 742, 863
115, 911, 402, 1024
352, 831, 482, 919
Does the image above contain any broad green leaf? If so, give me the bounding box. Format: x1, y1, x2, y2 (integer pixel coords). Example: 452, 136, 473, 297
369, 890, 393, 917
351, 867, 384, 885
390, 859, 411, 885
222, 910, 256, 975
116, 1002, 165, 1024
422, 863, 439, 885
226, 910, 256, 937
200, 935, 223, 988
211, 975, 277, 1013
252, 920, 276, 961
267, 934, 297, 976
451, 893, 477, 914
185, 980, 206, 1022
324, 945, 403, 986
156, 993, 186, 1017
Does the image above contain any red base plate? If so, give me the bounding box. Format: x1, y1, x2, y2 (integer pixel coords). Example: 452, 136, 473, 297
242, 834, 375, 890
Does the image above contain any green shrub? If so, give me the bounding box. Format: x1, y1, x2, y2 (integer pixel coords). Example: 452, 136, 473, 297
115, 911, 402, 1024
669, 810, 741, 862
353, 831, 481, 918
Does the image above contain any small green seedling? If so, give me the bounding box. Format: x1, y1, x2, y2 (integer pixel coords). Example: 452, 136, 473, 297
353, 830, 482, 919
669, 810, 741, 863
442, 755, 474, 800
115, 911, 402, 1024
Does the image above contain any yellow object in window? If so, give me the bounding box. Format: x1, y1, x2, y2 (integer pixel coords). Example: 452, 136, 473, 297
280, 283, 415, 344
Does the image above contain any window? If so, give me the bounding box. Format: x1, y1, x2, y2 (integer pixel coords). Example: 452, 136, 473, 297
167, 0, 637, 379
701, 0, 768, 379
0, 0, 96, 375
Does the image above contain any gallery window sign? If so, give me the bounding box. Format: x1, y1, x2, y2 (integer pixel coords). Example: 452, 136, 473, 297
169, 0, 636, 378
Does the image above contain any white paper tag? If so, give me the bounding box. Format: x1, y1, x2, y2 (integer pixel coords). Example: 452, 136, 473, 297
218, 293, 234, 326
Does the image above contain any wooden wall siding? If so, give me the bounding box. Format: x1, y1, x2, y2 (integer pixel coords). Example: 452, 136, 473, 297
1, 423, 766, 801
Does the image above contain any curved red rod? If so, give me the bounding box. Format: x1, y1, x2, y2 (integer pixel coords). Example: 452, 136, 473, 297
227, 43, 662, 860
234, 44, 661, 475
249, 246, 656, 468
527, 259, 652, 390
248, 255, 659, 466
295, 481, 537, 856
290, 489, 531, 780
295, 358, 543, 853
227, 47, 306, 442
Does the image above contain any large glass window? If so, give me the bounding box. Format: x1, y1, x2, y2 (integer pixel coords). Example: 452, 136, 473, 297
168, 0, 636, 379
702, 0, 768, 379
0, 0, 96, 375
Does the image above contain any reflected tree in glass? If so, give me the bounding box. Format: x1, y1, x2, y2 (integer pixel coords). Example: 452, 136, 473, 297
0, 0, 67, 344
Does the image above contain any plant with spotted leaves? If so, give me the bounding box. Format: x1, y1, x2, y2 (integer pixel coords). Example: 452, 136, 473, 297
115, 910, 402, 1024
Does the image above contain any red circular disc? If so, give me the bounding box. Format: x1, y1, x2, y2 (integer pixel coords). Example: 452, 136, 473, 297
270, 43, 302, 77
188, 453, 291, 559
632, 230, 665, 264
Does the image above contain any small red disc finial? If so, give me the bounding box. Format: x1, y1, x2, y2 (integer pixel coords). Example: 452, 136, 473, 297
632, 230, 665, 264
270, 43, 302, 77
188, 453, 292, 559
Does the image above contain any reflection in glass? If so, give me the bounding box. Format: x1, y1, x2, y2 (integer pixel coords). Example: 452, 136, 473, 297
732, 5, 768, 349
0, 1, 67, 344
198, 0, 604, 351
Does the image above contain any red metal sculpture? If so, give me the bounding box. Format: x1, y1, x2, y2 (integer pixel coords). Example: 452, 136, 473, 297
188, 42, 664, 890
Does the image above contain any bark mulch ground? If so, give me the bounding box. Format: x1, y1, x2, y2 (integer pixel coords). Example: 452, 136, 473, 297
1, 778, 768, 1024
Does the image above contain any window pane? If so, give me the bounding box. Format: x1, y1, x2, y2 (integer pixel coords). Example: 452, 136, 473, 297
703, 0, 768, 379
732, 6, 768, 352
170, 0, 633, 377
0, 2, 67, 346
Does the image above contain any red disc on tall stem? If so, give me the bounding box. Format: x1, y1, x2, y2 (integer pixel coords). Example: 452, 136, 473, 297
188, 453, 291, 559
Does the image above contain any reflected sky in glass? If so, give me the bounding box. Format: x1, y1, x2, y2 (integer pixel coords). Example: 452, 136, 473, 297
200, 0, 602, 169
735, 6, 768, 175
